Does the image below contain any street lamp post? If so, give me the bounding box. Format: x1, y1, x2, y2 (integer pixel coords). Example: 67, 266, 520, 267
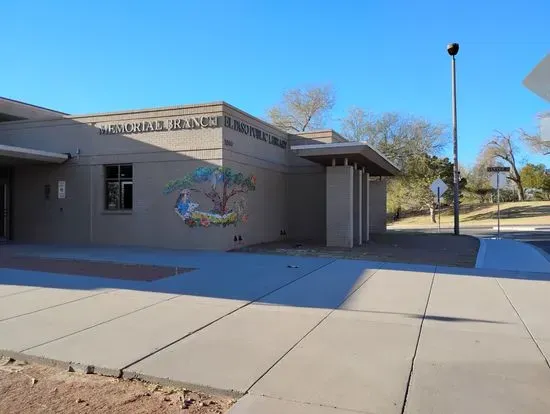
447, 42, 460, 236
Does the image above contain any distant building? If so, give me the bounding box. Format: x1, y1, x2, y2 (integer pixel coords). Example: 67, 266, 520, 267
0, 97, 399, 249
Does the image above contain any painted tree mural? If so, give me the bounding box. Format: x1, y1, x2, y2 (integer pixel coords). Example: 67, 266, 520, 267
163, 166, 256, 227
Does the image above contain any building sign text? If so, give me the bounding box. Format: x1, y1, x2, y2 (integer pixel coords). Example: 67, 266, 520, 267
97, 116, 220, 135
224, 116, 287, 149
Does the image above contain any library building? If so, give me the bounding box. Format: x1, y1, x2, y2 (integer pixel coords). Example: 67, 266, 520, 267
0, 97, 399, 250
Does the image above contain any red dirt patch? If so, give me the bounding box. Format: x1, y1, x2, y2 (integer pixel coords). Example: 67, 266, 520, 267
0, 257, 194, 282
0, 357, 234, 413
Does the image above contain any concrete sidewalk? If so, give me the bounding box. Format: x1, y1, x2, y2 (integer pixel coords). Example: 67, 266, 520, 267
476, 238, 550, 273
1, 246, 550, 413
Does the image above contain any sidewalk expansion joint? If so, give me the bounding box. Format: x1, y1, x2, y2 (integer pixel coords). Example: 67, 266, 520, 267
0, 286, 43, 299
0, 289, 114, 324
21, 292, 183, 353
121, 259, 340, 374
495, 278, 550, 371
244, 263, 384, 394
249, 393, 376, 413
400, 266, 436, 414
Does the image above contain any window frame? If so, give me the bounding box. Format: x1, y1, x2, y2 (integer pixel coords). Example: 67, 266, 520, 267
104, 164, 133, 211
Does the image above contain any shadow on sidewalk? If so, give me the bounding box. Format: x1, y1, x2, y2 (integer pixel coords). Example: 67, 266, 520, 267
0, 244, 549, 313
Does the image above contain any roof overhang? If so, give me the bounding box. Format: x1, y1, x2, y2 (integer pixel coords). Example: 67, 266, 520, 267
291, 142, 400, 176
0, 96, 67, 120
0, 144, 69, 165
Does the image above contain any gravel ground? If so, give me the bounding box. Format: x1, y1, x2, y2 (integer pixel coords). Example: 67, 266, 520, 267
0, 357, 234, 414
235, 232, 480, 268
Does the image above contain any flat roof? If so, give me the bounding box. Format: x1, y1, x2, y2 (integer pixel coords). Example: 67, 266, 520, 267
291, 142, 400, 176
0, 96, 68, 119
0, 144, 69, 164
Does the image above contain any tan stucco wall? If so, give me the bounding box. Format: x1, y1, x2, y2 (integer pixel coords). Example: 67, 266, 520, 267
221, 105, 289, 247
287, 170, 326, 243
4, 104, 229, 249
0, 101, 390, 250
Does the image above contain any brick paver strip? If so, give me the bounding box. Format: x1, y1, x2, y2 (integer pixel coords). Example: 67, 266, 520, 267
0, 257, 194, 282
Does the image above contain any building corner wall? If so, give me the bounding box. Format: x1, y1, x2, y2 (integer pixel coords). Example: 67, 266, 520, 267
369, 179, 387, 233
353, 169, 362, 245
326, 166, 353, 248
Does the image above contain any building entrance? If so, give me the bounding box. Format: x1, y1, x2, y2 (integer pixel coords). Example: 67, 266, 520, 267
0, 173, 11, 241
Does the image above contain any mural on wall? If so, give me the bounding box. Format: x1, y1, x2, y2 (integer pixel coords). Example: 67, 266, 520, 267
163, 166, 256, 228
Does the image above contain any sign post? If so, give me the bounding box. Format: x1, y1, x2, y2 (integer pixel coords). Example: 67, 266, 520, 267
437, 187, 441, 232
487, 166, 511, 239
430, 178, 448, 233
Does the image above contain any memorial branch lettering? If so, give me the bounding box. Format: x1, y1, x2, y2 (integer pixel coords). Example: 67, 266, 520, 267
96, 114, 287, 149
97, 116, 220, 135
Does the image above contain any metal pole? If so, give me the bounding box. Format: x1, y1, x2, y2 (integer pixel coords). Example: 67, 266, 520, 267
438, 187, 441, 233
451, 55, 460, 236
497, 173, 501, 239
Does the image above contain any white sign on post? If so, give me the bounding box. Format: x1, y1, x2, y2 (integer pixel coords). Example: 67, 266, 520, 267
57, 180, 66, 199
430, 178, 448, 233
430, 178, 448, 197
490, 172, 508, 189
487, 166, 510, 239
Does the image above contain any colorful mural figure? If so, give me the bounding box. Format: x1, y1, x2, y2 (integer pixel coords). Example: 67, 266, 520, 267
163, 166, 256, 228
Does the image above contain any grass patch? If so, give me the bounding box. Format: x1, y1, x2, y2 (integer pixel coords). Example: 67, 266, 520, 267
392, 201, 550, 227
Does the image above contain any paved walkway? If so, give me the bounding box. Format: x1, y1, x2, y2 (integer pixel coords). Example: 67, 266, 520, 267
476, 238, 550, 273
1, 245, 550, 413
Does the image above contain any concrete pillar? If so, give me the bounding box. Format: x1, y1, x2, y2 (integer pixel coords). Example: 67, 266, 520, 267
353, 169, 362, 245
326, 166, 354, 248
362, 173, 370, 243
369, 179, 387, 233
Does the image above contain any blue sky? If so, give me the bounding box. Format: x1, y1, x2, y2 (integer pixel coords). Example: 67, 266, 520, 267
2, 0, 549, 166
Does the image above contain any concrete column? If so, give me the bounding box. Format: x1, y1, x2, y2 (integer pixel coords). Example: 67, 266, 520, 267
362, 173, 370, 243
326, 166, 354, 248
369, 179, 387, 233
353, 169, 362, 245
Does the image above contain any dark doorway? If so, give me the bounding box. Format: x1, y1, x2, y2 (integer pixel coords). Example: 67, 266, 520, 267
0, 168, 11, 241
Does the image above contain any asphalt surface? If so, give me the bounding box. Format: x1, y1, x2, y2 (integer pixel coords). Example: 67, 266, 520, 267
463, 228, 550, 254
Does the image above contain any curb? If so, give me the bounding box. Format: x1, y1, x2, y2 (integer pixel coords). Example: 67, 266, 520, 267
475, 238, 550, 274
529, 244, 550, 265
474, 238, 486, 268
0, 349, 243, 399
491, 226, 550, 231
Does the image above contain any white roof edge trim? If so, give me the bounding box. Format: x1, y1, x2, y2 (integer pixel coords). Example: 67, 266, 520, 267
291, 141, 400, 172
0, 144, 69, 163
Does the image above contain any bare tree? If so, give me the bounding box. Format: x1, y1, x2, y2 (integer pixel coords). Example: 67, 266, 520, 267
521, 131, 550, 156
519, 112, 550, 155
267, 85, 335, 132
340, 107, 448, 169
462, 155, 493, 203
483, 131, 525, 201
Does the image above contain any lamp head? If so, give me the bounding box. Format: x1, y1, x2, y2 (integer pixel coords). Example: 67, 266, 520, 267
447, 43, 459, 56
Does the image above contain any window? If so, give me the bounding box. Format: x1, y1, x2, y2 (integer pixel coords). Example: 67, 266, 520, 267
104, 164, 133, 210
